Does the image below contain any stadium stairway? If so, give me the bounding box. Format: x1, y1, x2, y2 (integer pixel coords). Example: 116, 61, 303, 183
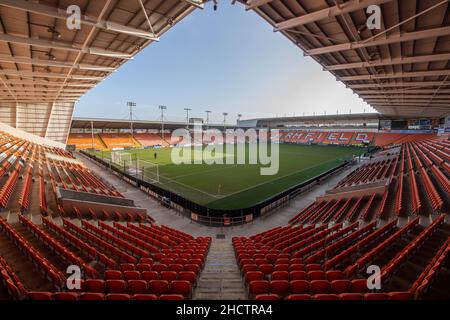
193, 239, 246, 300
96, 135, 108, 150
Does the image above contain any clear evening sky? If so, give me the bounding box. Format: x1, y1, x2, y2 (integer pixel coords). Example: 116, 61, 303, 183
74, 1, 374, 124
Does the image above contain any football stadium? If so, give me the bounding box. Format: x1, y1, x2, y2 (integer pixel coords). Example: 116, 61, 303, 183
0, 0, 449, 310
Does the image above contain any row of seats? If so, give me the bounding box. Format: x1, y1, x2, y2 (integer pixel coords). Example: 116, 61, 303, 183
74, 278, 192, 297
380, 215, 446, 282
344, 218, 420, 277
335, 157, 395, 188
248, 278, 372, 298
103, 269, 197, 283
42, 217, 117, 270
374, 133, 435, 147
18, 215, 99, 278
256, 291, 412, 300
0, 218, 66, 290
0, 255, 27, 300
410, 237, 450, 298
29, 291, 185, 300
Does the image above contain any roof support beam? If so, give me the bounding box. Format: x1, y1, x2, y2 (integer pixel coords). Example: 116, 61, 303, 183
362, 94, 450, 99
325, 53, 450, 71
0, 33, 133, 59
5, 88, 87, 93
246, 0, 274, 10
0, 0, 159, 41
357, 89, 450, 94
366, 99, 450, 104
341, 70, 450, 81
306, 26, 450, 56
0, 69, 104, 80
275, 0, 394, 31
348, 81, 449, 89
0, 99, 77, 103
370, 102, 450, 107
0, 54, 115, 72
2, 80, 95, 87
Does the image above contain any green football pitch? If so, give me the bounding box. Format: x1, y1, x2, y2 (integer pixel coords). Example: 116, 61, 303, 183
91, 144, 365, 210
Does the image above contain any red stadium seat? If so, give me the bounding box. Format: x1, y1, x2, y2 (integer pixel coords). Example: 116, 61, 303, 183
249, 280, 269, 296
245, 271, 264, 283
133, 294, 158, 300
271, 271, 289, 281
255, 294, 279, 300
105, 270, 123, 280
270, 280, 289, 297
127, 280, 148, 294
106, 280, 126, 293
160, 271, 177, 282
106, 293, 131, 300
289, 271, 307, 280
338, 293, 364, 300
80, 293, 105, 300
124, 271, 141, 281
149, 280, 170, 295
28, 292, 53, 300
84, 279, 105, 293
286, 294, 311, 300
310, 280, 331, 294
289, 280, 309, 294
351, 279, 368, 293
331, 280, 351, 294
389, 292, 413, 300
314, 294, 339, 300
53, 292, 79, 300
178, 271, 196, 284
142, 271, 159, 281
364, 293, 389, 300
160, 294, 184, 300
171, 280, 192, 297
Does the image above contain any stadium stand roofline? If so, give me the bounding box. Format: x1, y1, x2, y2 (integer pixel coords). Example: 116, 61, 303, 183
246, 113, 382, 123
71, 117, 237, 130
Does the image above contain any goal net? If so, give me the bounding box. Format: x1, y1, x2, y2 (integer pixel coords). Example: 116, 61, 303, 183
138, 160, 160, 183
111, 151, 132, 167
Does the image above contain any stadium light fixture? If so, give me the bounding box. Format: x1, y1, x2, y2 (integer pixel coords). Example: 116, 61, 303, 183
205, 110, 211, 130
184, 108, 192, 129
127, 102, 136, 140
223, 112, 228, 132
159, 105, 167, 139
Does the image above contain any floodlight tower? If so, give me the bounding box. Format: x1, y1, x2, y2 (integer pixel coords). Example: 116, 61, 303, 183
184, 107, 192, 129
205, 110, 211, 130
127, 101, 136, 143
237, 114, 242, 126
222, 112, 228, 132
159, 105, 167, 139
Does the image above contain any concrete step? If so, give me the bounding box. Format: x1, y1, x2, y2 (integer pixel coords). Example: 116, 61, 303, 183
193, 239, 246, 300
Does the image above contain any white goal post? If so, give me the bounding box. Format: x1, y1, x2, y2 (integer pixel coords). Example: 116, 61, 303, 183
111, 151, 132, 166
138, 159, 160, 183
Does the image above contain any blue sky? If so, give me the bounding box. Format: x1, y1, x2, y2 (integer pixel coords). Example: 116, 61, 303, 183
74, 1, 374, 124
